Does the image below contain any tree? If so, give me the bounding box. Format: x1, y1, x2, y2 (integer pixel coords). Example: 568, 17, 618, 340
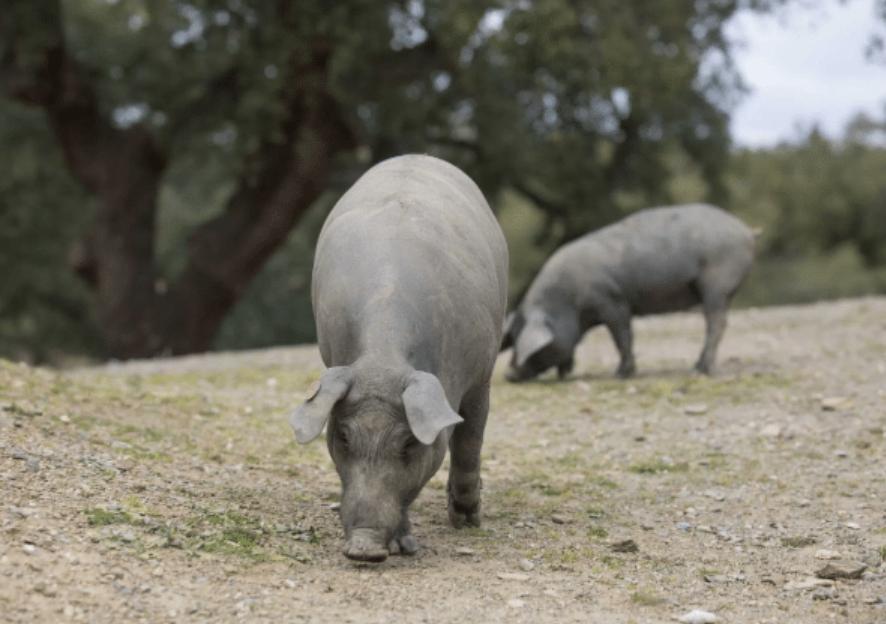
2, 0, 777, 358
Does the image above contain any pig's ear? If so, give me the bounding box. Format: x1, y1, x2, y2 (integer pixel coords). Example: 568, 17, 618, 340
402, 371, 464, 445
500, 311, 518, 351
515, 320, 554, 367
288, 367, 354, 444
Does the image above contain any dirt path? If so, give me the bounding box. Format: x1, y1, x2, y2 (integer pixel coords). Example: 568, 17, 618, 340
1, 297, 884, 623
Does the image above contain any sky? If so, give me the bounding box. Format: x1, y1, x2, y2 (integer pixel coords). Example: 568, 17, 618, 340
728, 0, 886, 146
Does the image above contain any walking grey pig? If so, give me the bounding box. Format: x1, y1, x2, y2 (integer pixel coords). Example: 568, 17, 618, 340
502, 204, 753, 382
289, 154, 508, 562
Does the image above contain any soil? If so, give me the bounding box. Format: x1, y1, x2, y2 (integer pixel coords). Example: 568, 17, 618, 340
1, 297, 885, 623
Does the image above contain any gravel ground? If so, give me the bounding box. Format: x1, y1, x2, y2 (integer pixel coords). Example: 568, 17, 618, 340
1, 297, 884, 623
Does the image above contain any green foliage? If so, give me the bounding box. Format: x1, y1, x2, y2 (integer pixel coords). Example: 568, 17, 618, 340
729, 117, 886, 305
0, 101, 99, 362
2, 0, 882, 360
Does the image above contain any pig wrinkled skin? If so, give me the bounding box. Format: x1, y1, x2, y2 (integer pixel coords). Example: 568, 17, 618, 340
502, 204, 754, 382
289, 154, 508, 562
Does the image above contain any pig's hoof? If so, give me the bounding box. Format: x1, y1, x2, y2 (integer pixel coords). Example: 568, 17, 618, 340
694, 361, 713, 376
448, 498, 481, 529
387, 533, 419, 556
616, 363, 636, 378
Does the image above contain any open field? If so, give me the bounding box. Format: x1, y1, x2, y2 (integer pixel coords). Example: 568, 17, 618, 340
1, 297, 885, 623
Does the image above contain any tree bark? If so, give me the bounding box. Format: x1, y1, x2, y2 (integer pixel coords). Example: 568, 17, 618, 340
2, 2, 353, 358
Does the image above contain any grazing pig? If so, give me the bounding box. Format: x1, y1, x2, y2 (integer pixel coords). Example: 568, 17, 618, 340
289, 154, 508, 562
502, 204, 753, 382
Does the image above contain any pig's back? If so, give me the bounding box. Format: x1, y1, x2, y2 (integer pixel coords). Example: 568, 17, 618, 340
312, 155, 508, 376
534, 204, 752, 315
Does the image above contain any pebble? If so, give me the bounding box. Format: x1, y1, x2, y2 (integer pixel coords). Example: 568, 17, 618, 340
816, 560, 867, 580
702, 489, 725, 502
812, 587, 836, 601
676, 522, 692, 531
22, 543, 37, 555
844, 522, 860, 530
497, 572, 530, 581
683, 404, 708, 415
784, 577, 834, 591
759, 423, 782, 437
677, 609, 718, 623
550, 514, 568, 525
518, 559, 535, 572
283, 579, 297, 589
610, 539, 639, 553
455, 547, 476, 556
834, 449, 848, 458
821, 397, 847, 411
703, 574, 730, 584
507, 598, 525, 608
815, 549, 842, 560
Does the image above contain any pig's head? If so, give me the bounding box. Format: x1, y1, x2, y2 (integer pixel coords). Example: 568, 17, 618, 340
501, 308, 577, 382
288, 366, 461, 562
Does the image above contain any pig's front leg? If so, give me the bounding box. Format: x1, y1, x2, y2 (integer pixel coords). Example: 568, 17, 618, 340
447, 384, 489, 528
601, 303, 635, 378
386, 515, 419, 556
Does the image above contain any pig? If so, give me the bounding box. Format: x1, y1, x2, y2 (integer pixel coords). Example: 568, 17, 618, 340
501, 204, 754, 382
289, 154, 508, 562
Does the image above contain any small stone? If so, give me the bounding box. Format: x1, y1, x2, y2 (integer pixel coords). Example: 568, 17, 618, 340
22, 543, 37, 555
834, 449, 848, 458
815, 549, 842, 560
676, 522, 692, 531
797, 499, 811, 508
816, 560, 867, 580
784, 577, 834, 591
58, 414, 70, 423
702, 489, 725, 502
497, 572, 530, 581
550, 514, 568, 525
283, 579, 297, 589
677, 609, 718, 623
33, 582, 57, 597
812, 587, 836, 601
703, 574, 729, 584
844, 522, 860, 530
683, 404, 708, 415
821, 396, 847, 411
760, 423, 782, 437
507, 599, 526, 609
116, 528, 136, 543
610, 539, 639, 553
63, 605, 75, 618
518, 558, 535, 572
328, 502, 341, 511
455, 547, 476, 556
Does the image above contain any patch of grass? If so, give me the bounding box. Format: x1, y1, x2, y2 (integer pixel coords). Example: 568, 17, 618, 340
587, 526, 608, 539
781, 536, 816, 548
630, 590, 666, 607
878, 545, 886, 562
85, 508, 135, 526
628, 459, 690, 474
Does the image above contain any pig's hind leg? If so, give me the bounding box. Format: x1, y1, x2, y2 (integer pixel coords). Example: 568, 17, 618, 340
447, 383, 490, 528
694, 278, 732, 375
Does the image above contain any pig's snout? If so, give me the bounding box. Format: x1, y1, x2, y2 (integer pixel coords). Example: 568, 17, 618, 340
343, 528, 389, 563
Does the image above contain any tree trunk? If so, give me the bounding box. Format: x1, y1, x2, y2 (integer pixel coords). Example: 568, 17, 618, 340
2, 2, 354, 359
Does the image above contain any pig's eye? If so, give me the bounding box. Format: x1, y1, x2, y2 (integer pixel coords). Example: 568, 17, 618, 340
400, 436, 422, 460
334, 428, 349, 451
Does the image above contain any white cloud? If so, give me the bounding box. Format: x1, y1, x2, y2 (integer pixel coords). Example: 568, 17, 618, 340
728, 0, 886, 146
